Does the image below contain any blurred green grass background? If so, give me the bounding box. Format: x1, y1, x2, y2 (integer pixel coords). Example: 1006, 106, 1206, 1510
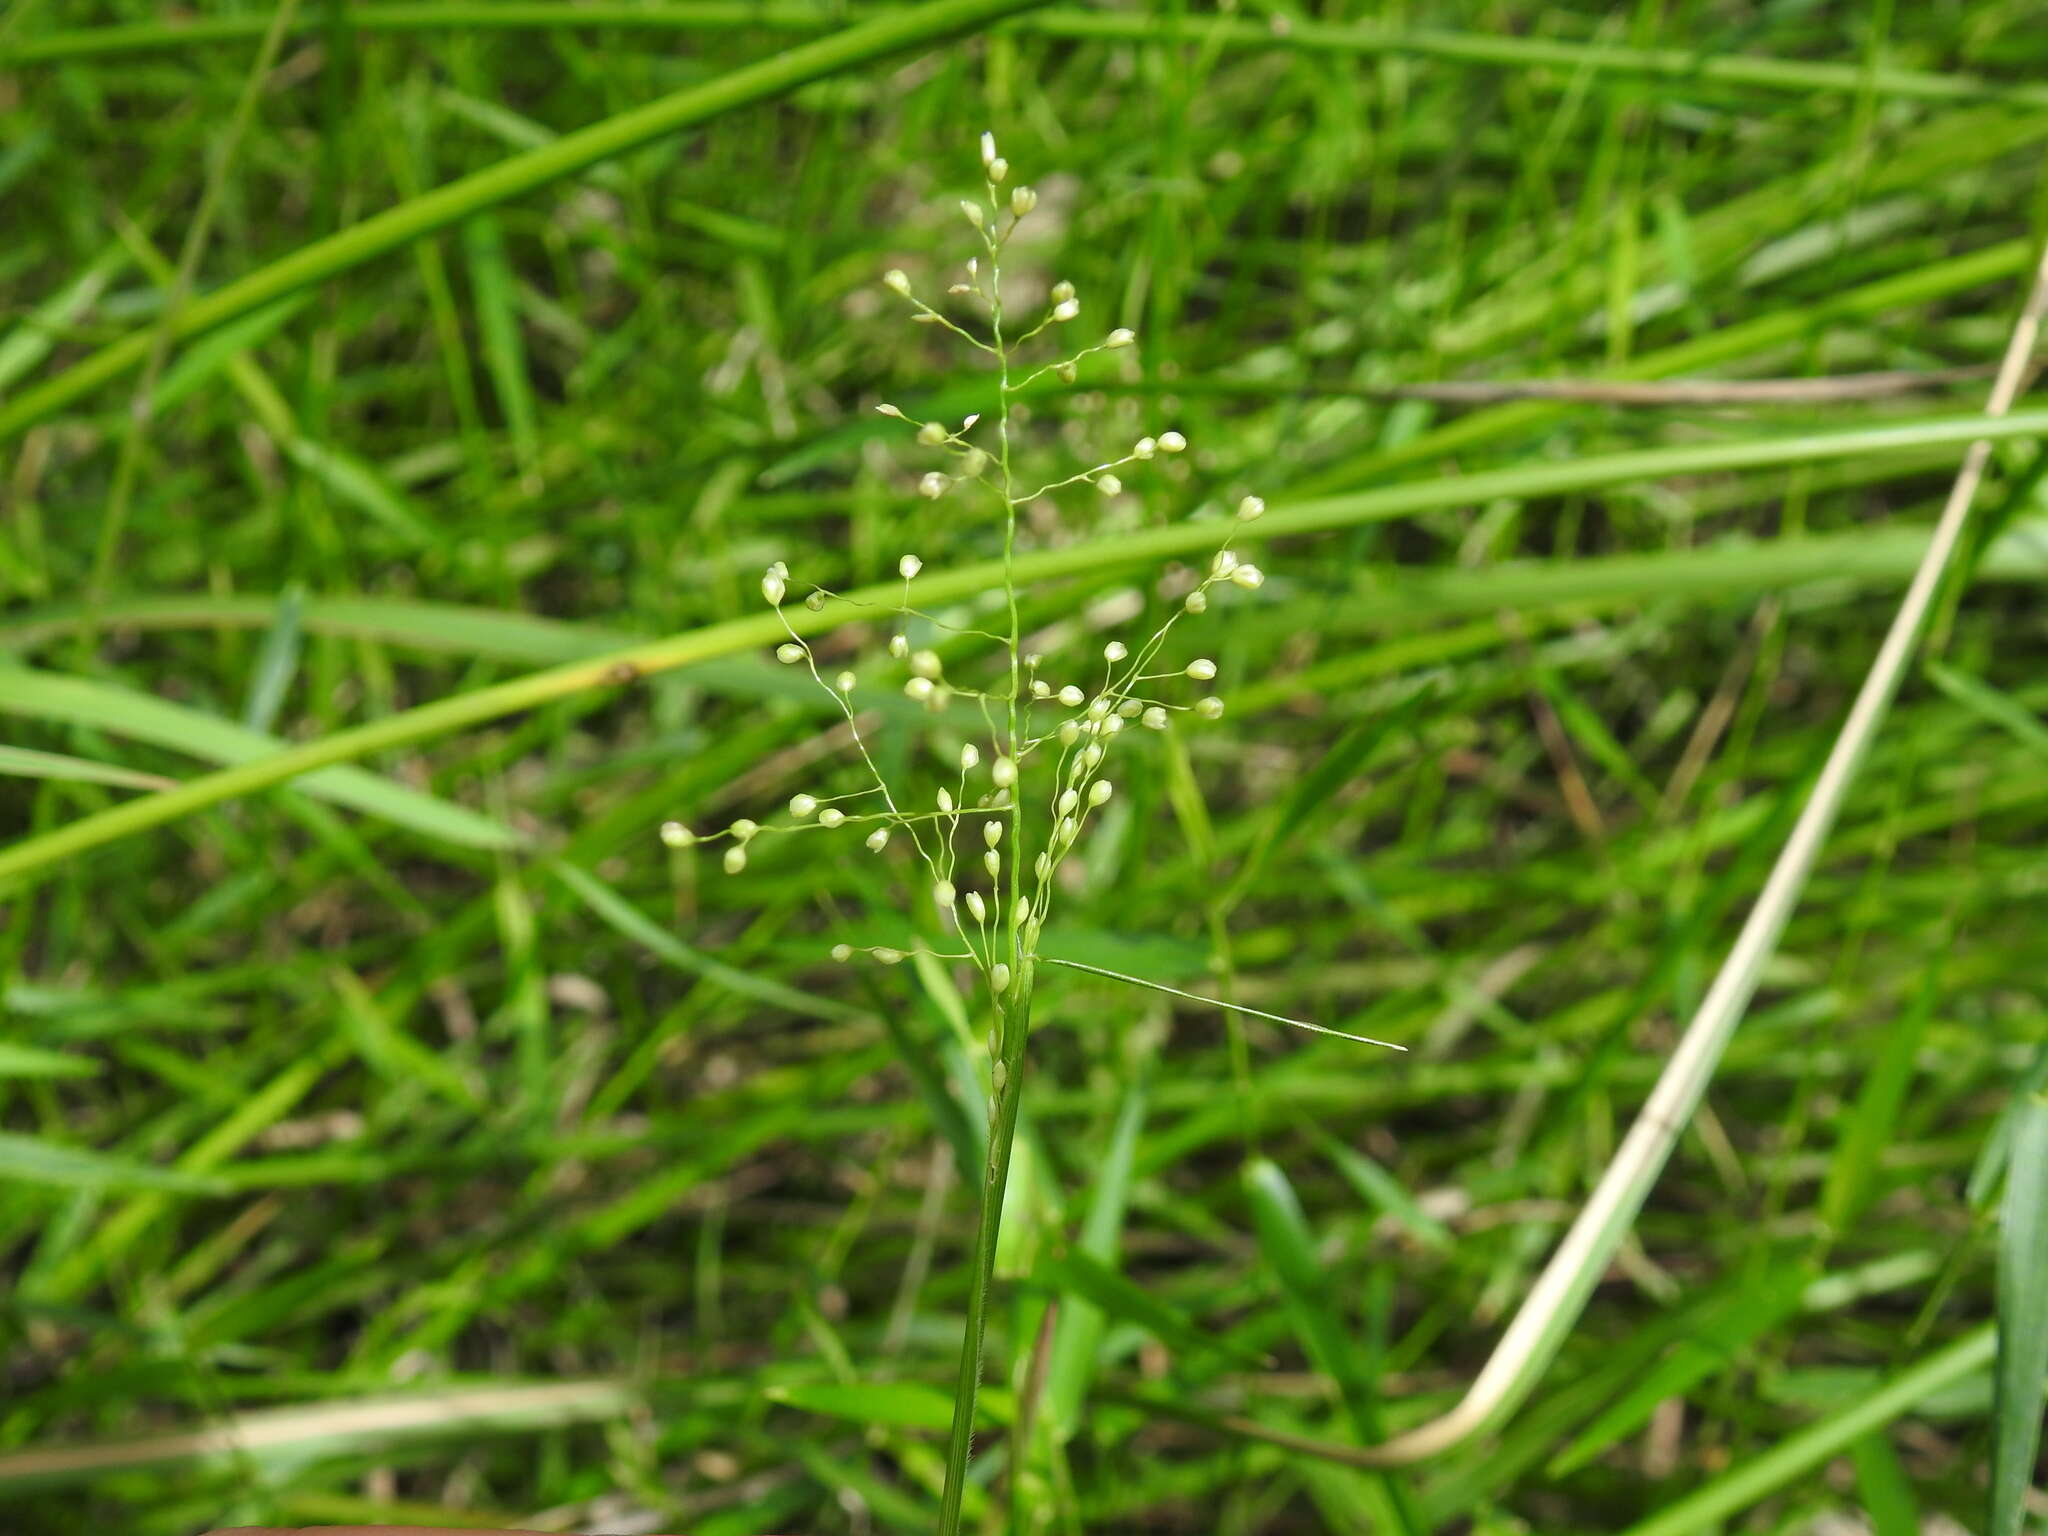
1, 2, 2046, 1533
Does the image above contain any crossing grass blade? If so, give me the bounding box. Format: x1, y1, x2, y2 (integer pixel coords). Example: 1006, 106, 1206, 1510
4, 411, 2044, 885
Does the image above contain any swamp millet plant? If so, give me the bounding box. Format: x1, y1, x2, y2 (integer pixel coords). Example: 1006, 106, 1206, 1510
657, 133, 1403, 1532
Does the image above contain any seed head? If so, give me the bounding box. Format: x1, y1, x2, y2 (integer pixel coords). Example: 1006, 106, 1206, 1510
836, 670, 856, 693
1133, 436, 1156, 459
960, 447, 989, 476
983, 820, 1003, 847
805, 590, 825, 611
1230, 563, 1265, 589
936, 787, 954, 813
883, 269, 912, 296
965, 891, 987, 922
1104, 641, 1128, 663
1185, 589, 1209, 614
919, 471, 948, 499
832, 943, 853, 961
960, 743, 981, 771
1196, 695, 1225, 720
866, 827, 890, 852
876, 402, 904, 417
1212, 549, 1240, 577
1106, 328, 1136, 348
1056, 360, 1078, 384
991, 756, 1017, 787
911, 649, 943, 679
819, 808, 846, 828
730, 819, 759, 841
1058, 720, 1081, 745
1058, 814, 1078, 843
984, 849, 1001, 878
934, 879, 957, 909
1031, 679, 1052, 698
791, 793, 819, 817
762, 568, 787, 606
1011, 185, 1038, 216
960, 199, 985, 228
1142, 706, 1168, 729
899, 553, 924, 580
980, 130, 998, 166
889, 635, 910, 659
1186, 657, 1217, 680
722, 845, 747, 874
874, 947, 905, 965
1237, 494, 1266, 521
987, 157, 1008, 184
1097, 473, 1122, 496
992, 962, 1012, 993
776, 642, 805, 664
1082, 742, 1104, 766
1058, 788, 1079, 816
1052, 297, 1080, 322
905, 676, 936, 702
659, 820, 696, 848
1158, 430, 1187, 453
1057, 684, 1085, 708
917, 420, 947, 445
1051, 280, 1076, 303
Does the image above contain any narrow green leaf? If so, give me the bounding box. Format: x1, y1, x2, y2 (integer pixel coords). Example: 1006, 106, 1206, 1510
241, 585, 306, 733
1245, 1159, 1421, 1534
330, 967, 483, 1112
151, 292, 310, 413
280, 437, 442, 544
1926, 659, 2048, 760
1850, 1432, 1919, 1536
0, 745, 174, 792
0, 243, 126, 392
0, 1043, 102, 1080
1547, 1269, 1809, 1477
1990, 1089, 2048, 1536
1968, 1043, 2048, 1208
0, 1132, 227, 1194
1045, 1080, 1149, 1439
547, 859, 862, 1022
1535, 663, 1663, 816
461, 211, 539, 478
1243, 1158, 1375, 1430
1034, 1245, 1266, 1374
1617, 1327, 1994, 1536
0, 667, 521, 853
1227, 678, 1437, 907
1820, 958, 1941, 1236
1311, 1129, 1453, 1254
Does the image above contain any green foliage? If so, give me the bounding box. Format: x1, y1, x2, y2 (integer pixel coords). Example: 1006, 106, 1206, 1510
2, 1, 2045, 1533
